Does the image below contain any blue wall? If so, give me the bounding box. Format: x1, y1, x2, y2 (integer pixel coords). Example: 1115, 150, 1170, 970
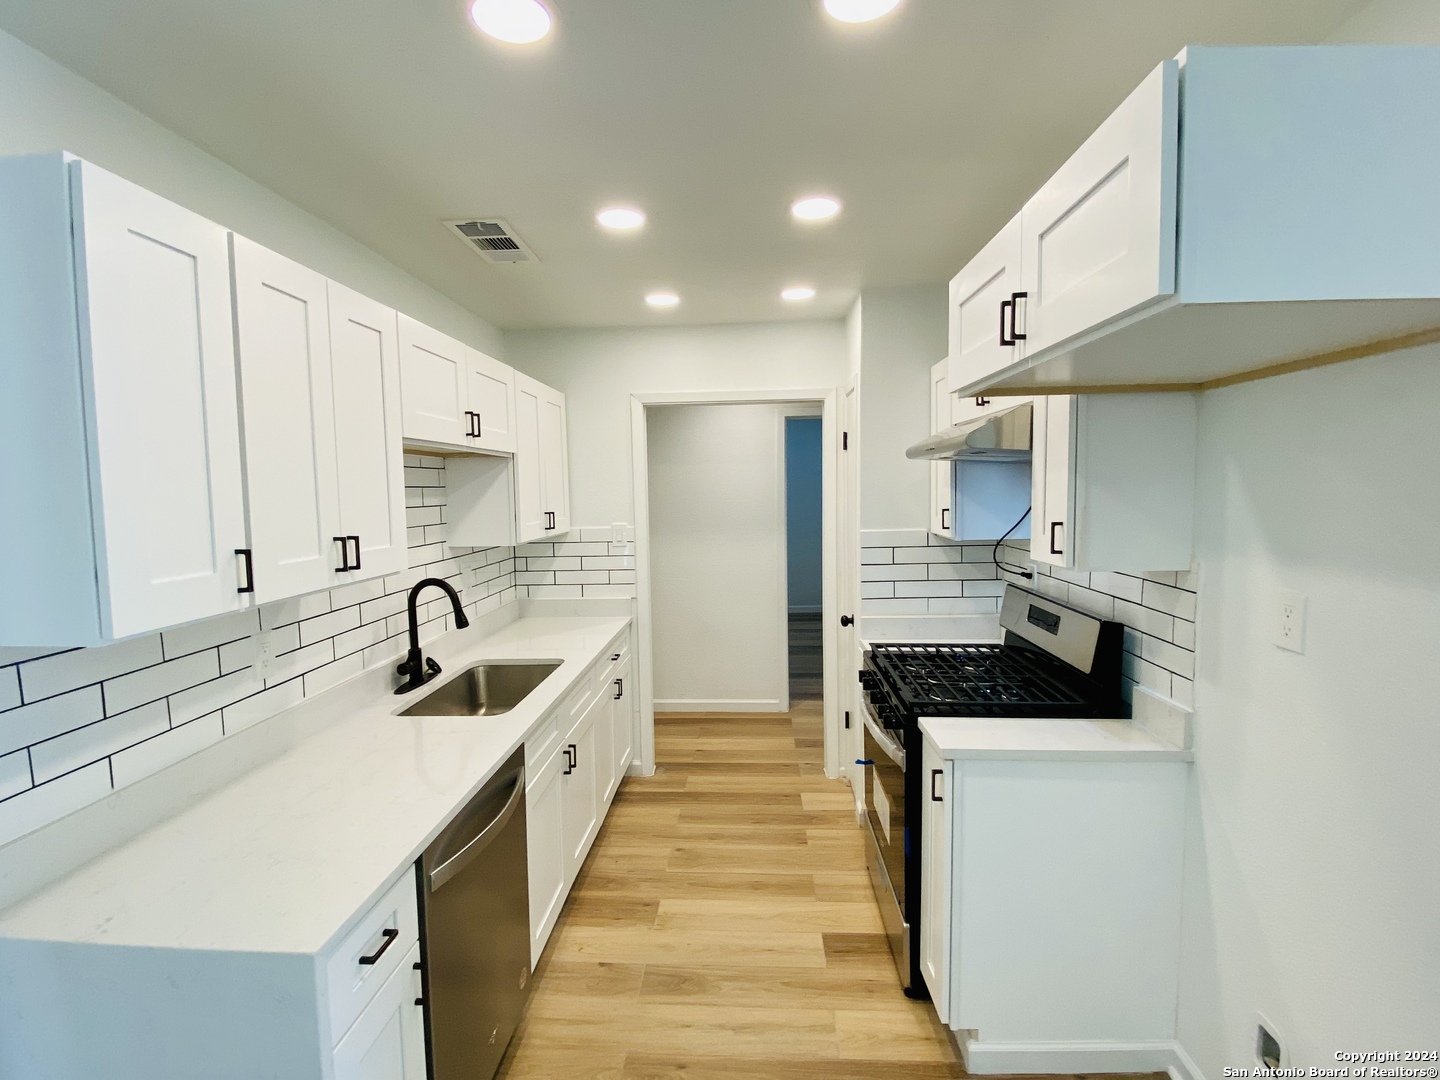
785, 416, 823, 612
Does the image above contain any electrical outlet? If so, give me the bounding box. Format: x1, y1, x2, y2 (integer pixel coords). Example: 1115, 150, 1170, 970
1255, 1014, 1286, 1070
1274, 591, 1307, 653
253, 630, 278, 679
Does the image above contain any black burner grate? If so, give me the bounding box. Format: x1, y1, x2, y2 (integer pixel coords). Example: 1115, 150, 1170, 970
870, 643, 1090, 715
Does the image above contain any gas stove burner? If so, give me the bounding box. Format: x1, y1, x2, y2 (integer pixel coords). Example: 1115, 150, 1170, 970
868, 642, 1091, 716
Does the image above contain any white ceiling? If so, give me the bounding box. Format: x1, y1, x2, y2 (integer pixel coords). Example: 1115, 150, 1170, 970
0, 0, 1370, 330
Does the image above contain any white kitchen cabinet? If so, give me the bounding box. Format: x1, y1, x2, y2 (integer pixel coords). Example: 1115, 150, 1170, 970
592, 688, 617, 813
928, 360, 953, 539
398, 315, 469, 446
1030, 393, 1195, 572
0, 153, 248, 645
514, 372, 572, 541
331, 942, 426, 1080
561, 697, 601, 889
611, 654, 635, 784
947, 212, 1025, 392
1018, 60, 1179, 358
920, 730, 1188, 1069
231, 237, 343, 602
539, 381, 572, 536
526, 743, 567, 966
467, 347, 517, 454
328, 283, 409, 579
918, 736, 950, 1019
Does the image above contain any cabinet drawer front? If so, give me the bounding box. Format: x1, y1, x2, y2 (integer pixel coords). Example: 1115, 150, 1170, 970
324, 867, 420, 1046
526, 714, 560, 780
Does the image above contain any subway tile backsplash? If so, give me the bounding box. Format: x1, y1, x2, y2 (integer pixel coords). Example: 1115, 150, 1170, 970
861, 529, 1006, 616
516, 526, 638, 601
0, 455, 517, 848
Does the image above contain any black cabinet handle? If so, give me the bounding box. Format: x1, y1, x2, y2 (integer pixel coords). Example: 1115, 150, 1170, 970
1049, 521, 1064, 555
564, 744, 576, 775
334, 536, 351, 572
1009, 291, 1028, 342
999, 298, 1015, 346
614, 678, 623, 700
975, 395, 990, 407
358, 927, 399, 966
236, 549, 255, 594
545, 511, 556, 531
940, 508, 949, 531
464, 410, 481, 438
931, 769, 944, 802
840, 614, 854, 627
611, 653, 621, 661
349, 535, 362, 571
473, 412, 482, 438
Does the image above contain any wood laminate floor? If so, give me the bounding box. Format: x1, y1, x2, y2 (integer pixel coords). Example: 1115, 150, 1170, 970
496, 704, 1160, 1080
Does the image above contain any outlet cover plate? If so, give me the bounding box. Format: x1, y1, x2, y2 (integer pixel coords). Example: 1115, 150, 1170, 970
1274, 591, 1307, 654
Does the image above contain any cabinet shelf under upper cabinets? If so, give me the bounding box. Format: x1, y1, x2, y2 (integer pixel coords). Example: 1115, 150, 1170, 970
949, 45, 1440, 398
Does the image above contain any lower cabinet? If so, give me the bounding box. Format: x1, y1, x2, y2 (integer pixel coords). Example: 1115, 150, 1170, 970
525, 741, 567, 967
332, 942, 426, 1080
561, 698, 602, 889
919, 731, 1188, 1057
610, 655, 635, 793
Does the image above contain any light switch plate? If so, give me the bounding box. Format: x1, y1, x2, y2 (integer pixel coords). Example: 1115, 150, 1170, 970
1274, 591, 1307, 653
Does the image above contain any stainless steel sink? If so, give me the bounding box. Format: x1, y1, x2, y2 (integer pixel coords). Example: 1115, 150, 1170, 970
398, 660, 562, 717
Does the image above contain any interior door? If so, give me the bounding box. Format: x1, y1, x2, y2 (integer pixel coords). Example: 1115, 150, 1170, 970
929, 360, 952, 538
539, 386, 571, 535
947, 211, 1025, 393
1020, 59, 1179, 356
1031, 395, 1076, 568
328, 282, 408, 580
70, 159, 248, 638
331, 943, 426, 1080
231, 235, 342, 603
839, 376, 862, 795
466, 347, 517, 454
513, 374, 546, 542
398, 315, 468, 446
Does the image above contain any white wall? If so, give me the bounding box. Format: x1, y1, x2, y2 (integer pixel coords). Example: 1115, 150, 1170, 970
1330, 0, 1440, 41
504, 321, 848, 525
0, 28, 503, 358
648, 404, 789, 712
856, 285, 949, 531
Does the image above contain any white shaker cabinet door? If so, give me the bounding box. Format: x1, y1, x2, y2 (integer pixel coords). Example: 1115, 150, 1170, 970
611, 656, 635, 782
561, 706, 600, 890
947, 211, 1025, 392
928, 360, 952, 538
1019, 59, 1179, 357
526, 747, 567, 966
539, 385, 572, 536
1030, 395, 1076, 568
467, 347, 517, 454
332, 942, 427, 1080
329, 283, 408, 580
513, 374, 548, 543
398, 315, 468, 447
71, 159, 250, 637
231, 236, 342, 602
919, 737, 952, 1022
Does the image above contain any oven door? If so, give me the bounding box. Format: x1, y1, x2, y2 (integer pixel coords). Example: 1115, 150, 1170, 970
861, 708, 911, 988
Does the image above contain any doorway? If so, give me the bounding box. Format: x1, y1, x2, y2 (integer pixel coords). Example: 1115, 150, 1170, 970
785, 415, 823, 703
629, 388, 844, 778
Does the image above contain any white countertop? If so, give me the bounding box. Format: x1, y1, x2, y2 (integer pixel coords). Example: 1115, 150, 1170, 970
0, 614, 629, 956
920, 715, 1193, 762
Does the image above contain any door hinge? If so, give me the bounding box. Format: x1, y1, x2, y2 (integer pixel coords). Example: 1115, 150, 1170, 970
843, 431, 849, 450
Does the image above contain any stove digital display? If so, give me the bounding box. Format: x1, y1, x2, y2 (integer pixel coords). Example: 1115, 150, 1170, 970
1026, 604, 1062, 635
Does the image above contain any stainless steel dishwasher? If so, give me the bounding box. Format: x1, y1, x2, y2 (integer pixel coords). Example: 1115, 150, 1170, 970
420, 745, 532, 1080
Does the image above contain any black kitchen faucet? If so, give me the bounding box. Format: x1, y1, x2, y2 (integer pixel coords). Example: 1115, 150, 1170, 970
394, 577, 471, 694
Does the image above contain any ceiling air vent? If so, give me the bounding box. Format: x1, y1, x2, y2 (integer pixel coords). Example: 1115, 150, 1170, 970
443, 218, 538, 264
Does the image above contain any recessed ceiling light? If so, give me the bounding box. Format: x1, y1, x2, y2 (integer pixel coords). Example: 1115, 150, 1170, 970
469, 0, 552, 44
597, 207, 646, 231
782, 286, 817, 302
646, 292, 681, 308
823, 0, 903, 23
791, 195, 842, 222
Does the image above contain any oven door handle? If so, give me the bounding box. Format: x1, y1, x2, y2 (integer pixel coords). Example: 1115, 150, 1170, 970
855, 758, 874, 766
861, 707, 906, 769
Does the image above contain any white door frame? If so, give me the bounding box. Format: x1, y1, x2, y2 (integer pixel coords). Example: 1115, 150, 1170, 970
630, 388, 844, 779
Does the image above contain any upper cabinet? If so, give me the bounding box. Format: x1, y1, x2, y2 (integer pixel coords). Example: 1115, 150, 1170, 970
514, 373, 571, 541
928, 361, 953, 539
949, 46, 1440, 396
398, 317, 516, 455
0, 154, 248, 645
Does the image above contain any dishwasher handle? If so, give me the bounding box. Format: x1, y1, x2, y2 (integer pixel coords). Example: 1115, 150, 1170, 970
428, 773, 525, 892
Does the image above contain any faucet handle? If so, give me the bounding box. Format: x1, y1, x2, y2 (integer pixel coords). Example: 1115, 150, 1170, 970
425, 657, 441, 678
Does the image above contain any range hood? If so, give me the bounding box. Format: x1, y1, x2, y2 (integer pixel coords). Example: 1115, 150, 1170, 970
905, 402, 1033, 462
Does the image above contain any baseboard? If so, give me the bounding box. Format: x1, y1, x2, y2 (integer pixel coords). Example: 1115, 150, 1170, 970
654, 698, 785, 713
961, 1036, 1198, 1078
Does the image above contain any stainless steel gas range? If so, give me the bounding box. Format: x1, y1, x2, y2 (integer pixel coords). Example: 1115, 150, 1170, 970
856, 584, 1126, 997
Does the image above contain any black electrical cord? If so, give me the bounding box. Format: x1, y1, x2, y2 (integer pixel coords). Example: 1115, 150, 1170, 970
992, 506, 1034, 580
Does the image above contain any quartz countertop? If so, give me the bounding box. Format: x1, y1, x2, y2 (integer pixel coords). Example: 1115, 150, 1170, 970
920, 715, 1193, 762
0, 615, 629, 956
